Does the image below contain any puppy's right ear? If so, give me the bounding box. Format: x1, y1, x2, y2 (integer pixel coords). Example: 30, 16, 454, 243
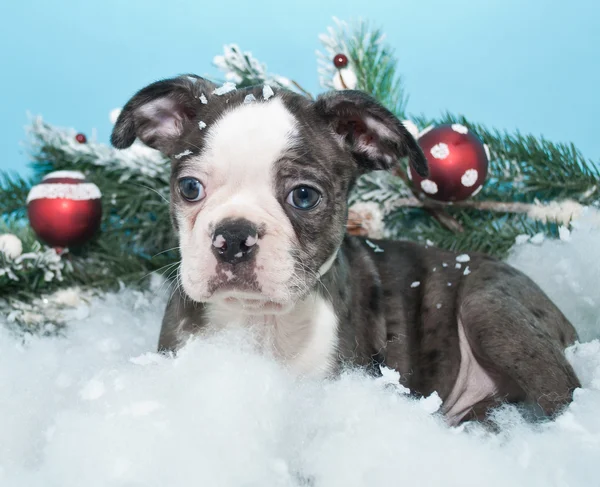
111, 75, 216, 154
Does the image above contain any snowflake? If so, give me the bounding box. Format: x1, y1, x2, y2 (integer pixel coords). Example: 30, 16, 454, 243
420, 179, 439, 195
263, 85, 274, 100
174, 150, 193, 160
244, 94, 257, 104
213, 82, 236, 96
198, 121, 207, 130
461, 169, 478, 187
451, 124, 468, 134
430, 143, 450, 160
402, 120, 420, 138
199, 94, 208, 104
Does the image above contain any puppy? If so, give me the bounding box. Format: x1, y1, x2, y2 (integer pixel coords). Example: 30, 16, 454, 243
111, 75, 580, 425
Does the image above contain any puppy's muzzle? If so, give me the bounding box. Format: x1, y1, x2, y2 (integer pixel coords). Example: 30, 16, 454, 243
212, 219, 259, 265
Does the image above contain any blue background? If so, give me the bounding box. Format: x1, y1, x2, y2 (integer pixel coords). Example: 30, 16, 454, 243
2, 0, 599, 175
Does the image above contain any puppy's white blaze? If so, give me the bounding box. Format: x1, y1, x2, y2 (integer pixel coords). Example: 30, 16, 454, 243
290, 295, 339, 377
178, 97, 300, 303
205, 293, 339, 377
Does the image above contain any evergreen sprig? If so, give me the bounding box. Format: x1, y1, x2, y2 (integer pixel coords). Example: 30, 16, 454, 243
1, 18, 598, 315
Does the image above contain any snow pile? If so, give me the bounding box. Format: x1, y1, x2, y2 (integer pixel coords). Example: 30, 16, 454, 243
1, 214, 600, 486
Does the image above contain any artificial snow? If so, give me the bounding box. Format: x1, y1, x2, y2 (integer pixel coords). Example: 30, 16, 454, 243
1, 214, 600, 486
213, 82, 237, 96
173, 149, 192, 160
263, 84, 274, 100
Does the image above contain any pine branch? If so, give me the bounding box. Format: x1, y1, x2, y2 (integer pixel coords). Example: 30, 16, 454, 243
317, 18, 409, 118
0, 172, 33, 218
213, 44, 311, 96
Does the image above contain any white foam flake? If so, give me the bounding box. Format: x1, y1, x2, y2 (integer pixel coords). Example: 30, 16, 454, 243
213, 82, 237, 96
198, 121, 207, 130
420, 179, 439, 195
262, 84, 274, 100
559, 225, 571, 242
417, 125, 435, 138
199, 93, 208, 104
461, 169, 479, 187
456, 254, 471, 263
174, 149, 193, 160
515, 234, 530, 245
109, 108, 122, 125
411, 281, 421, 288
1, 211, 600, 485
419, 392, 442, 413
244, 94, 257, 104
530, 233, 545, 245
26, 182, 102, 203
430, 143, 450, 159
365, 239, 384, 253
451, 124, 468, 134
401, 120, 420, 138
463, 266, 471, 275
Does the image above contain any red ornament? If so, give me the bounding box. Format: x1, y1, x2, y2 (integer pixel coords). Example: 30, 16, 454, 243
75, 133, 87, 144
27, 171, 102, 248
409, 124, 489, 202
333, 53, 349, 68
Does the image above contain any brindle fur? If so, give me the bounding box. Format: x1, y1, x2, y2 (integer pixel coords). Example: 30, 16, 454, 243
112, 75, 580, 423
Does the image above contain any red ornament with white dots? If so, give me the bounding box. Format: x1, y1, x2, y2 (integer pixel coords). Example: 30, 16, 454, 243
27, 171, 102, 248
408, 124, 489, 202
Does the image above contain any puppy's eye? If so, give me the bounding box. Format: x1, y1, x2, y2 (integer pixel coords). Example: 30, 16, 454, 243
178, 177, 205, 202
286, 186, 321, 210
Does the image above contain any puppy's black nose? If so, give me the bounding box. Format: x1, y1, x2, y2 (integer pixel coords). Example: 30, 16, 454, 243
212, 219, 259, 265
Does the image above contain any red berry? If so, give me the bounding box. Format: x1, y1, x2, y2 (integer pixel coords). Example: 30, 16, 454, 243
333, 53, 349, 68
75, 133, 87, 144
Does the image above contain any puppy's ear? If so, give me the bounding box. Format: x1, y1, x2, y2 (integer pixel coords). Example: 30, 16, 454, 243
111, 75, 216, 154
314, 90, 428, 177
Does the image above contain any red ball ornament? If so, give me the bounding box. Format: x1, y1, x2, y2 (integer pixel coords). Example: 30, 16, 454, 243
27, 171, 102, 248
409, 124, 489, 202
75, 133, 87, 144
333, 53, 349, 68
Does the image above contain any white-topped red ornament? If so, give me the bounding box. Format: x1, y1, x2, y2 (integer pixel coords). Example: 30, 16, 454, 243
27, 171, 102, 248
408, 123, 489, 202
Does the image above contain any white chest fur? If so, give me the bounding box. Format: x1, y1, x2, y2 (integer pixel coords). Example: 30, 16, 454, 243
205, 294, 339, 378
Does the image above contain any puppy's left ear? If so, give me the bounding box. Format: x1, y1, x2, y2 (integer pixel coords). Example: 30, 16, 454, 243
314, 90, 428, 177
111, 75, 216, 154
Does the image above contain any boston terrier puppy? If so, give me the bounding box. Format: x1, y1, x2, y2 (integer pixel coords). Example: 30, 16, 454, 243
111, 75, 580, 425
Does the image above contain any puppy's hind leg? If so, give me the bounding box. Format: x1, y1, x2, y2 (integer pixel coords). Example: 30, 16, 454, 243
457, 264, 581, 421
